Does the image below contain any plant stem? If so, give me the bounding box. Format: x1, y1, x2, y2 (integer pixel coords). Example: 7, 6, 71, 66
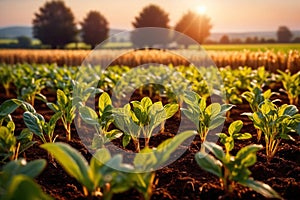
133, 138, 140, 152
256, 129, 262, 142
66, 122, 71, 141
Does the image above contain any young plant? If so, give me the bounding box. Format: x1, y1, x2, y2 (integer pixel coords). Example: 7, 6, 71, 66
0, 124, 35, 163
79, 92, 122, 149
130, 97, 179, 147
0, 65, 13, 97
113, 104, 142, 152
243, 100, 300, 161
195, 142, 281, 199
41, 130, 196, 200
23, 111, 62, 143
242, 87, 278, 141
46, 89, 76, 141
252, 66, 271, 89
72, 79, 103, 107
20, 77, 47, 106
217, 120, 252, 155
277, 70, 300, 105
0, 99, 36, 162
0, 158, 50, 200
132, 130, 196, 200
42, 142, 144, 199
181, 91, 233, 151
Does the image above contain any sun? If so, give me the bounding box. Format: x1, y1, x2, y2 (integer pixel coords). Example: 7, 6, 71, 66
196, 5, 207, 14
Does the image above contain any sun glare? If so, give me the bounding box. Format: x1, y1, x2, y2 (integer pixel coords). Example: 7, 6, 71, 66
196, 5, 207, 14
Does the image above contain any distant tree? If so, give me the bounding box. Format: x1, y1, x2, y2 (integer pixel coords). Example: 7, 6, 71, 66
245, 37, 253, 44
245, 36, 259, 44
17, 36, 32, 48
292, 37, 300, 43
252, 36, 259, 44
219, 35, 230, 44
260, 37, 266, 43
277, 26, 293, 43
174, 11, 212, 47
266, 38, 276, 43
131, 4, 170, 48
231, 38, 242, 44
32, 0, 77, 48
81, 11, 109, 49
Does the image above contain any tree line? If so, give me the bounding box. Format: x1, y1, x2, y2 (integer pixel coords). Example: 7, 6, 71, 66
31, 1, 298, 49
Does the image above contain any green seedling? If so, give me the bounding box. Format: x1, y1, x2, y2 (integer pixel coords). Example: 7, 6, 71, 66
47, 89, 76, 141
243, 100, 300, 161
278, 70, 300, 105
195, 142, 281, 199
181, 91, 233, 151
242, 87, 278, 141
79, 92, 122, 148
23, 111, 62, 143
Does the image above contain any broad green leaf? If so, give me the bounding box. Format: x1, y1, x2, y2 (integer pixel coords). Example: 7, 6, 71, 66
79, 106, 99, 125
49, 111, 62, 128
260, 101, 274, 114
234, 133, 252, 140
41, 142, 93, 192
195, 152, 222, 177
220, 104, 235, 114
235, 144, 262, 165
0, 99, 21, 116
18, 130, 36, 154
155, 130, 196, 167
281, 105, 298, 116
106, 129, 123, 140
6, 121, 15, 133
46, 103, 59, 112
252, 112, 262, 125
208, 116, 225, 130
141, 97, 153, 111
239, 152, 257, 167
2, 159, 46, 178
199, 97, 206, 111
6, 175, 52, 200
263, 89, 272, 99
241, 179, 282, 199
23, 111, 43, 137
203, 142, 225, 161
206, 103, 221, 118
57, 89, 68, 107
122, 134, 131, 147
133, 146, 156, 171
181, 108, 199, 127
16, 159, 46, 178
164, 104, 179, 119
228, 120, 243, 135
19, 100, 36, 113
99, 92, 112, 115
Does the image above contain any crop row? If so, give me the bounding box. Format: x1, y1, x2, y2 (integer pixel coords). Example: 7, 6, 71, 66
0, 49, 299, 73
0, 63, 300, 199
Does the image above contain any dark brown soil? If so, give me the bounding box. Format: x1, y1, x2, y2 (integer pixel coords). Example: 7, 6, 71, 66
0, 83, 299, 200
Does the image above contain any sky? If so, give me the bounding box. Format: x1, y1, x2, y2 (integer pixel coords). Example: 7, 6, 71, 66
0, 0, 299, 33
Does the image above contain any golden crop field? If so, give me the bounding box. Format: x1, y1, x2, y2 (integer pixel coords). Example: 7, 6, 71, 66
0, 49, 299, 73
